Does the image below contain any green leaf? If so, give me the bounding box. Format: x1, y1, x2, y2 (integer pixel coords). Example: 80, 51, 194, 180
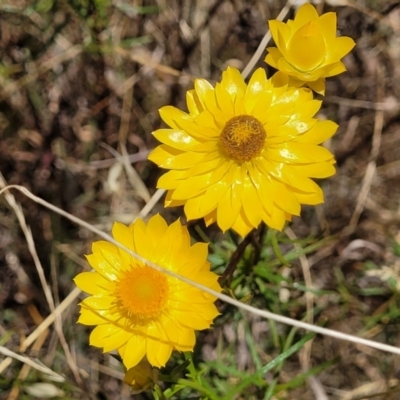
222, 332, 316, 399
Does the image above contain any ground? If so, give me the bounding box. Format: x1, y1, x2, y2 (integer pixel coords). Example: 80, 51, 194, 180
1, 1, 400, 399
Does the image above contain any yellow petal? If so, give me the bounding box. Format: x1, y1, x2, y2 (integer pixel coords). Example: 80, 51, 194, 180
307, 78, 326, 95
295, 120, 338, 144
323, 62, 346, 78
86, 245, 121, 281
147, 145, 181, 168
78, 308, 108, 326
184, 157, 222, 177
285, 115, 317, 135
164, 189, 185, 207
287, 162, 336, 179
241, 176, 262, 228
173, 310, 212, 330
153, 128, 198, 150
199, 178, 230, 215
89, 324, 118, 347
221, 66, 246, 97
243, 68, 269, 113
265, 205, 286, 231
186, 89, 202, 115
278, 164, 326, 193
112, 222, 134, 265
171, 162, 231, 200
293, 187, 324, 205
174, 327, 196, 350
269, 20, 291, 50
270, 178, 301, 216
194, 78, 216, 111
155, 219, 186, 263
265, 47, 281, 69
293, 3, 319, 30
178, 116, 220, 139
287, 21, 326, 72
123, 335, 147, 369
146, 213, 169, 238
103, 328, 132, 352
266, 142, 333, 164
157, 169, 186, 189
270, 71, 289, 88
74, 272, 114, 295
216, 189, 241, 231
231, 210, 254, 237
146, 339, 173, 368
247, 162, 274, 213
319, 12, 337, 47
204, 209, 217, 227
333, 36, 356, 60
292, 99, 321, 119
215, 82, 235, 118
184, 195, 203, 219
159, 106, 190, 130
80, 295, 114, 310
171, 174, 210, 200
175, 242, 209, 275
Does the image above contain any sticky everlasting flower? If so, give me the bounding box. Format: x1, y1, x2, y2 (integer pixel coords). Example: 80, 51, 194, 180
265, 3, 355, 94
74, 214, 221, 369
149, 67, 338, 237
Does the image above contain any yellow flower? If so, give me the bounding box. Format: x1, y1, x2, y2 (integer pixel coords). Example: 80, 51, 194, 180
124, 358, 158, 394
148, 67, 337, 237
265, 3, 355, 94
74, 214, 221, 369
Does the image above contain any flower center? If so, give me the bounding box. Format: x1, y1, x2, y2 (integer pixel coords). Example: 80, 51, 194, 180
116, 265, 169, 319
220, 115, 266, 162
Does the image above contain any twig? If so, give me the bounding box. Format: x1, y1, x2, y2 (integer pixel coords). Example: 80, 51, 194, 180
0, 346, 64, 382
285, 227, 327, 399
324, 96, 399, 111
241, 2, 291, 79
138, 188, 166, 218
0, 174, 55, 315
89, 150, 150, 170
119, 83, 151, 202
343, 63, 384, 236
219, 233, 253, 286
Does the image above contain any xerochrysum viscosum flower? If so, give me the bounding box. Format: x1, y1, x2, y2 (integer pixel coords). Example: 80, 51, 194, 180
265, 3, 355, 94
74, 214, 221, 369
149, 67, 338, 237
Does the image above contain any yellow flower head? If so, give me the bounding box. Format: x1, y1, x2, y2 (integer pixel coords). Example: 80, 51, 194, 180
74, 214, 221, 369
149, 67, 338, 237
124, 358, 158, 394
265, 3, 355, 94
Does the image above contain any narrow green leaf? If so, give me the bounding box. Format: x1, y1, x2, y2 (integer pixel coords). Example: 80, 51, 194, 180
222, 332, 315, 399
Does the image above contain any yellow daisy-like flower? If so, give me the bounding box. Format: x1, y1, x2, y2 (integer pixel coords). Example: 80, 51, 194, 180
74, 214, 221, 369
265, 3, 355, 94
148, 67, 338, 237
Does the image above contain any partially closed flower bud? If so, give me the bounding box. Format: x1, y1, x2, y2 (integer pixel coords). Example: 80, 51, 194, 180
124, 358, 158, 394
265, 3, 355, 95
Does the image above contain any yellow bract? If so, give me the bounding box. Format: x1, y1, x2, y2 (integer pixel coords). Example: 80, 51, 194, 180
74, 214, 221, 369
265, 3, 355, 94
148, 66, 338, 237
